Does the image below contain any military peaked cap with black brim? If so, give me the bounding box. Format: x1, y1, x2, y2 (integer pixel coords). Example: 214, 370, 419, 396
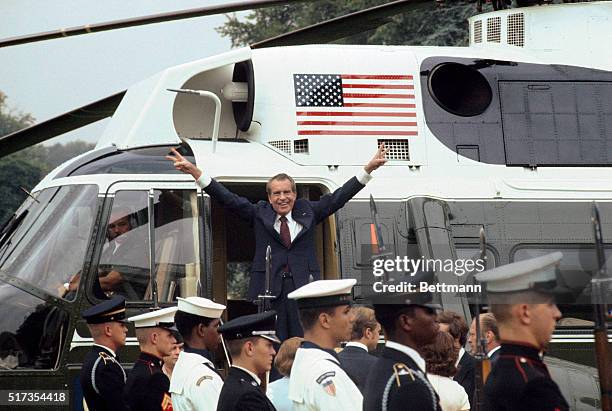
475, 251, 588, 304
81, 295, 128, 324
127, 306, 179, 331
218, 311, 280, 343
366, 270, 440, 309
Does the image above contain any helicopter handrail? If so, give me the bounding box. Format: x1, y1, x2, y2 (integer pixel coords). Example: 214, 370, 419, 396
148, 188, 159, 309
167, 88, 221, 153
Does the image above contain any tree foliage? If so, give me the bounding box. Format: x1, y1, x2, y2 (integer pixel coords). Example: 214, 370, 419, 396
216, 0, 480, 48
0, 92, 95, 223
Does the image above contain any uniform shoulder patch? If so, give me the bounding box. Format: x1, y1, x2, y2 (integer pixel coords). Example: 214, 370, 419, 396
196, 375, 213, 386
316, 371, 337, 397
315, 371, 336, 384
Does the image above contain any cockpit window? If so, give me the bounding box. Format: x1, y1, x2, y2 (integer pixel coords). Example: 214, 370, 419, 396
0, 185, 98, 301
93, 189, 201, 302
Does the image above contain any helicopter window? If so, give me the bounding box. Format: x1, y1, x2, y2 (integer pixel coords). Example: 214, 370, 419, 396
0, 285, 69, 370
512, 246, 612, 325
428, 62, 492, 117
455, 247, 497, 269
0, 185, 98, 301
95, 189, 201, 302
69, 146, 195, 176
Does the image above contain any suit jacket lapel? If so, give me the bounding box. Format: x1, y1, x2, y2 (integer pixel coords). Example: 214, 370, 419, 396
291, 201, 312, 243
262, 204, 283, 243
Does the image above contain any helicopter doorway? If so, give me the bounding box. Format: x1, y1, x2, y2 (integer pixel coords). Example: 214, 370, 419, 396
208, 182, 338, 320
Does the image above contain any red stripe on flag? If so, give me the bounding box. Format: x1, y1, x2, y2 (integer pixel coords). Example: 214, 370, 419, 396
342, 84, 414, 90
298, 130, 418, 136
343, 103, 416, 108
297, 121, 417, 126
343, 93, 414, 99
340, 74, 413, 80
296, 111, 416, 117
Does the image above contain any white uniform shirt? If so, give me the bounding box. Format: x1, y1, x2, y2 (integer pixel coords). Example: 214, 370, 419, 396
487, 345, 501, 358
427, 374, 470, 411
169, 351, 224, 411
289, 346, 363, 411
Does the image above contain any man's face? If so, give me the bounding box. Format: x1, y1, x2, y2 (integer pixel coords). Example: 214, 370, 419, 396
329, 304, 355, 344
251, 338, 276, 374
163, 342, 183, 368
529, 302, 561, 349
366, 323, 382, 352
107, 215, 131, 241
409, 307, 439, 346
156, 328, 178, 357
110, 321, 128, 348
267, 179, 296, 216
468, 319, 478, 355
202, 319, 221, 351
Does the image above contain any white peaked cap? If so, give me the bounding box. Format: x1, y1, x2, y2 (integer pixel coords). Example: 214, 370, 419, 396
476, 252, 563, 293
177, 297, 226, 319
128, 306, 178, 329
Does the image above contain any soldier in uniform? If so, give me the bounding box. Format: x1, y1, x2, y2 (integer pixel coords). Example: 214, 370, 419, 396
363, 278, 442, 411
287, 279, 363, 411
125, 306, 179, 411
475, 252, 570, 411
80, 295, 129, 411
170, 297, 226, 411
217, 311, 279, 411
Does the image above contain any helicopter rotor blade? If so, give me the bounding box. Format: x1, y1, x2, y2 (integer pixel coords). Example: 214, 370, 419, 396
0, 91, 125, 157
252, 0, 434, 49
0, 0, 310, 49
0, 0, 433, 157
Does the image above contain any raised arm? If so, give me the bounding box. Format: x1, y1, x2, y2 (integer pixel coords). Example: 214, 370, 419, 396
166, 147, 257, 223
313, 143, 388, 222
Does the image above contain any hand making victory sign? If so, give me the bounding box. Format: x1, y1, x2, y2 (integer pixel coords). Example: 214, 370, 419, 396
166, 148, 202, 180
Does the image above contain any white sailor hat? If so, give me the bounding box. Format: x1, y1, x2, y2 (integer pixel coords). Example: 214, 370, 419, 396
476, 252, 563, 293
177, 297, 225, 319
128, 306, 178, 330
288, 279, 356, 309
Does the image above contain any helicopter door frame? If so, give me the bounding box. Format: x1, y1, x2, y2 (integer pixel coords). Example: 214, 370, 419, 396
92, 180, 208, 305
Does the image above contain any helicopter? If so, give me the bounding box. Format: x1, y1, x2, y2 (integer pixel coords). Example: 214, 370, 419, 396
0, 0, 610, 410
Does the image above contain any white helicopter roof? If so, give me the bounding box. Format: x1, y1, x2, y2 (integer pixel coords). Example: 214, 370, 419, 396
468, 1, 612, 70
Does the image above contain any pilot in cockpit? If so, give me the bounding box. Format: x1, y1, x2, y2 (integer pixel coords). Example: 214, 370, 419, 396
66, 207, 148, 300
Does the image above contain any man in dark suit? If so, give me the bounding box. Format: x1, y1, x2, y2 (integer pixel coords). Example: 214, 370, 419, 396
80, 296, 130, 411
438, 310, 475, 405
167, 145, 387, 340
363, 294, 442, 411
338, 306, 380, 392
217, 311, 279, 411
468, 313, 501, 364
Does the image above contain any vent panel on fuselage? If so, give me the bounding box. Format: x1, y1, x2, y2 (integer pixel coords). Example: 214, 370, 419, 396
420, 57, 612, 166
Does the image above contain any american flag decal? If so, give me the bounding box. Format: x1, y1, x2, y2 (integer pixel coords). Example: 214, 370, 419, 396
294, 73, 417, 137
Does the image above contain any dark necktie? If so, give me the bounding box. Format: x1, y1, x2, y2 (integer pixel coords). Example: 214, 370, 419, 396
279, 216, 292, 248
